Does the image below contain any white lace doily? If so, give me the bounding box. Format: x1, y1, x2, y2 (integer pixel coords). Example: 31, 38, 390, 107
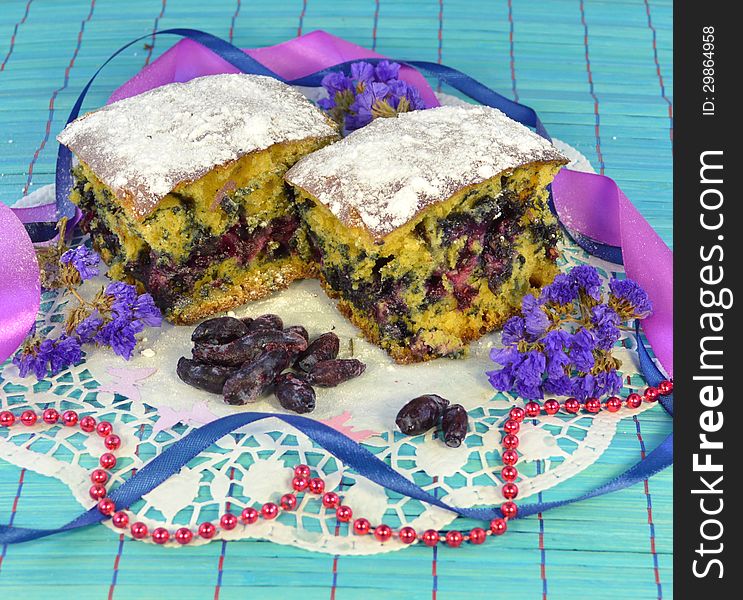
0, 93, 653, 555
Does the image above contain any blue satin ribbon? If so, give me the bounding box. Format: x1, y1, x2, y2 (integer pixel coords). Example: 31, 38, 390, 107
4, 28, 671, 544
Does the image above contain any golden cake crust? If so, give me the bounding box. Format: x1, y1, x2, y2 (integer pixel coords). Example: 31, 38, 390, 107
285, 105, 567, 240
57, 74, 338, 220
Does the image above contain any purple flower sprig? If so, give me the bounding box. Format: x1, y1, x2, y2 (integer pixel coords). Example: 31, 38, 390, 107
13, 241, 162, 380
487, 265, 653, 401
318, 60, 426, 132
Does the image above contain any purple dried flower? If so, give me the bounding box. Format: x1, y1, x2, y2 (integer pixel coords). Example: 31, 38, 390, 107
386, 80, 426, 111
571, 373, 596, 400
374, 60, 401, 83
75, 315, 103, 343
609, 278, 653, 318
569, 329, 596, 372
514, 350, 546, 400
350, 61, 375, 83
543, 330, 571, 379
544, 374, 573, 396
522, 295, 549, 338
348, 82, 391, 130
95, 316, 139, 360
540, 273, 577, 305
12, 335, 82, 379
132, 293, 162, 327
12, 343, 48, 379
570, 265, 602, 300
48, 335, 83, 375
321, 71, 354, 95
591, 304, 621, 350
60, 245, 100, 281
501, 316, 526, 346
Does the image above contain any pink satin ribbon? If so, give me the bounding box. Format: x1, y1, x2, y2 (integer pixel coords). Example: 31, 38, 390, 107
0, 203, 40, 362
1, 31, 672, 376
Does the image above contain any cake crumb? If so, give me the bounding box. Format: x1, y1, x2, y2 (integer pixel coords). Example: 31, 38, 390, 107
140, 348, 156, 358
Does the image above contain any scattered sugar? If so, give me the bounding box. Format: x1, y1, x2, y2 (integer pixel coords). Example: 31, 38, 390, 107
57, 74, 337, 218
286, 106, 566, 238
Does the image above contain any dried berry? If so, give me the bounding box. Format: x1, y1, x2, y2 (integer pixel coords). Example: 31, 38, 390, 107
284, 325, 309, 342
295, 332, 340, 372
222, 349, 290, 405
307, 358, 365, 387
275, 372, 316, 414
246, 313, 283, 332
192, 337, 262, 367
193, 329, 307, 366
190, 317, 248, 345
441, 404, 468, 448
176, 357, 238, 394
395, 394, 450, 435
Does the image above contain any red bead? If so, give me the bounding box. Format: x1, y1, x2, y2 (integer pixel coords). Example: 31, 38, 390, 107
89, 483, 107, 501
503, 419, 520, 434
0, 411, 15, 427
643, 386, 660, 402
399, 526, 417, 544
263, 500, 280, 518
445, 530, 464, 548
130, 522, 148, 539
104, 434, 121, 451
111, 511, 129, 529
91, 469, 109, 485
336, 505, 353, 522
509, 406, 525, 423
658, 380, 673, 395
292, 476, 309, 492
490, 518, 508, 536
501, 501, 518, 519
241, 507, 259, 524
524, 401, 541, 417
584, 398, 601, 413
606, 396, 622, 412
294, 464, 311, 478
79, 415, 96, 432
279, 494, 296, 511
469, 527, 487, 545
373, 524, 392, 542
61, 410, 78, 427
626, 393, 643, 409
42, 408, 59, 424
99, 453, 117, 469
98, 497, 116, 515
175, 527, 193, 545
198, 522, 217, 538
502, 483, 519, 499
501, 449, 519, 466
308, 478, 325, 494
220, 513, 238, 530
502, 434, 519, 449
20, 410, 37, 426
543, 399, 560, 415
422, 529, 439, 547
564, 398, 580, 414
96, 421, 113, 437
152, 527, 170, 544
501, 466, 518, 482
353, 518, 371, 535
322, 492, 340, 508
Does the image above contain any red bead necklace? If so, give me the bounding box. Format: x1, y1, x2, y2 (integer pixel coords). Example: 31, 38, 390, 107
0, 380, 672, 547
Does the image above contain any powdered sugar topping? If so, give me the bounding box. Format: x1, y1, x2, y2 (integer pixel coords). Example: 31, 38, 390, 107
285, 105, 566, 237
57, 74, 338, 218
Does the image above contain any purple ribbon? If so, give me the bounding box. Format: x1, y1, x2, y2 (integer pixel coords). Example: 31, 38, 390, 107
0, 29, 673, 380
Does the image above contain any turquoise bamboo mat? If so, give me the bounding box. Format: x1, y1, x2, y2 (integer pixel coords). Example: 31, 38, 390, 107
0, 1, 672, 598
